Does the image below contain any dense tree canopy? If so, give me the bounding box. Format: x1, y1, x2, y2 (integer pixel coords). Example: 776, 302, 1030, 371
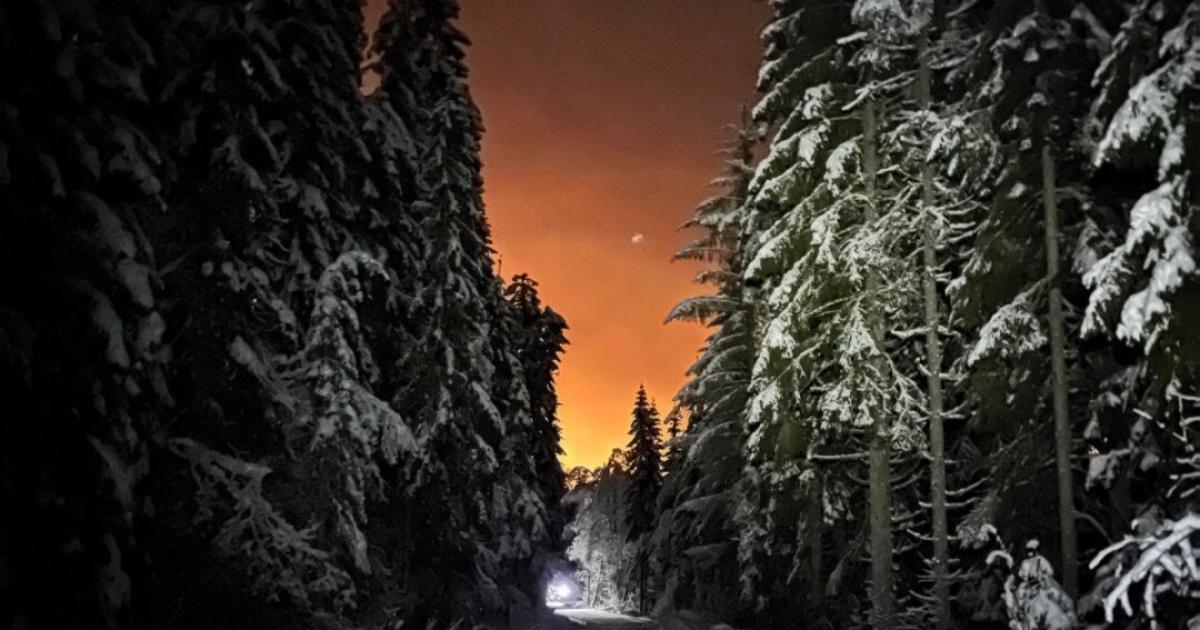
600, 2, 1200, 629
3, 0, 1199, 629
0, 1, 565, 628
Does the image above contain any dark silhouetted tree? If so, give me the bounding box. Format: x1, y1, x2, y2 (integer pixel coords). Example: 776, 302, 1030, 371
505, 273, 570, 544
624, 385, 663, 613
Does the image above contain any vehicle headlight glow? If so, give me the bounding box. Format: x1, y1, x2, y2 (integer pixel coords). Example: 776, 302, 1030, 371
545, 573, 578, 607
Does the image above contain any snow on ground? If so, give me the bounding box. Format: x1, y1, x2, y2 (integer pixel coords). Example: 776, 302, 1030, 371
550, 608, 742, 630
553, 608, 657, 628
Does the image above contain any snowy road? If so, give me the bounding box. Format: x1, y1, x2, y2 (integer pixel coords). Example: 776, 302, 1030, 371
552, 608, 658, 628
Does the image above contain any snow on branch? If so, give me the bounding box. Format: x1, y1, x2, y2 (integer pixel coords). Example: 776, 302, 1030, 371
1089, 513, 1200, 623
1082, 177, 1196, 350
665, 296, 738, 324
169, 437, 355, 611
967, 283, 1046, 366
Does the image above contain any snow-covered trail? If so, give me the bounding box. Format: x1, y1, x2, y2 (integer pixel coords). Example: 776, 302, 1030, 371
553, 608, 658, 628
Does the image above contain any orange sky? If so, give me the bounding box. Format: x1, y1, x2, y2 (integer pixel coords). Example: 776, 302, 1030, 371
367, 0, 769, 468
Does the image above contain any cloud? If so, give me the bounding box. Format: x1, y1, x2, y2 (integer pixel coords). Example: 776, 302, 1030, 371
631, 233, 645, 245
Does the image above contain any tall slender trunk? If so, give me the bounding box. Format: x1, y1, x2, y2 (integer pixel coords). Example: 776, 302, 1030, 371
863, 98, 896, 630
807, 471, 824, 604
917, 30, 950, 630
1041, 143, 1078, 596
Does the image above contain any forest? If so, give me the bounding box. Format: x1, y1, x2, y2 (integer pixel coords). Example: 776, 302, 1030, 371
1, 0, 569, 628
567, 0, 1200, 629
0, 0, 1198, 630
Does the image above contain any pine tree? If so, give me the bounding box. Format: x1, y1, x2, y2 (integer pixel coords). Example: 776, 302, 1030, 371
626, 387, 664, 538
655, 115, 757, 619
146, 0, 417, 616
0, 1, 170, 625
951, 0, 1104, 598
1079, 11, 1200, 618
1082, 0, 1199, 352
1, 0, 561, 626
505, 273, 570, 545
603, 2, 1200, 628
734, 2, 868, 623
371, 0, 558, 620
373, 0, 502, 613
1079, 6, 1200, 608
625, 385, 664, 613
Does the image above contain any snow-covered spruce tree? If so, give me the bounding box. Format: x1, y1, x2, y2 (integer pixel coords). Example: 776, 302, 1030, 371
625, 386, 665, 614
732, 2, 867, 625
486, 283, 556, 606
906, 0, 1045, 616
947, 0, 1108, 602
0, 1, 170, 626
373, 0, 494, 613
1082, 0, 1199, 357
648, 1, 1199, 628
251, 7, 439, 612
287, 252, 418, 597
144, 0, 419, 621
899, 3, 1027, 625
843, 2, 1003, 626
735, 2, 1001, 626
861, 3, 1125, 627
164, 251, 415, 616
652, 116, 757, 621
372, 0, 554, 622
737, 4, 931, 626
1, 0, 554, 625
505, 273, 570, 551
1078, 8, 1200, 624
847, 3, 946, 627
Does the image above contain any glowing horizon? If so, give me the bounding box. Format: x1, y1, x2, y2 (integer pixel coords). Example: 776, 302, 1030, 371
366, 0, 768, 468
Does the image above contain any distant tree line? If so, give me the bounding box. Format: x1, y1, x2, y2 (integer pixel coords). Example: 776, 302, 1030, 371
0, 1, 568, 628
569, 1, 1200, 629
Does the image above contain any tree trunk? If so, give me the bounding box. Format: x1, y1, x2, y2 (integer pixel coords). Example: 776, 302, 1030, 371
807, 471, 824, 604
917, 30, 950, 630
863, 98, 896, 630
1041, 143, 1079, 597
